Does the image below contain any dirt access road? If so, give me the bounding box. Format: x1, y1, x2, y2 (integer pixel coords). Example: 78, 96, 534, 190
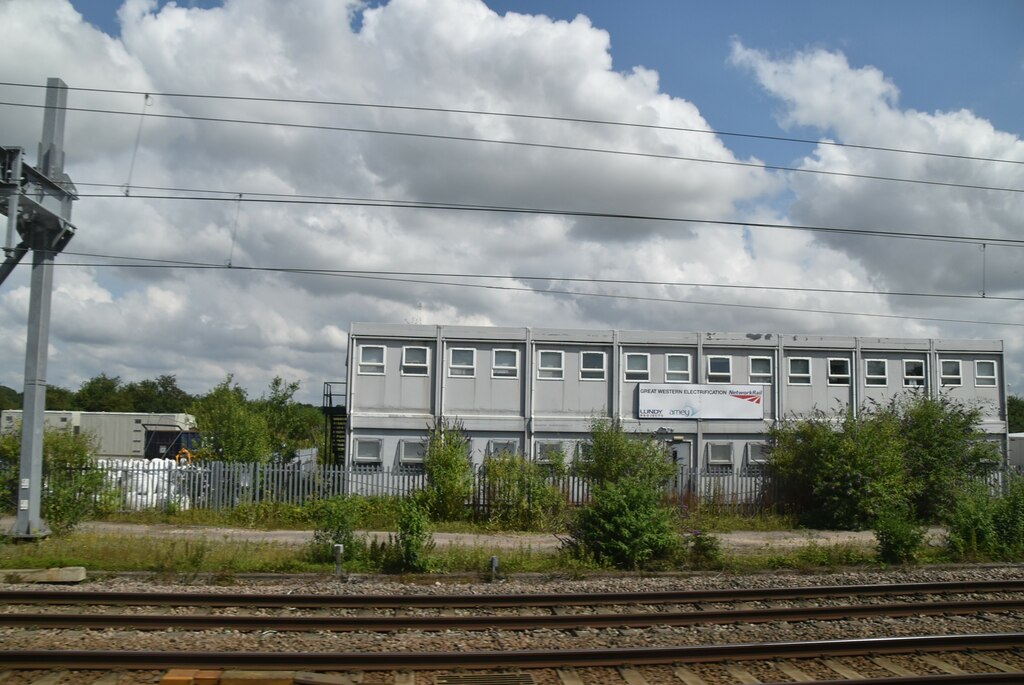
3, 517, 945, 555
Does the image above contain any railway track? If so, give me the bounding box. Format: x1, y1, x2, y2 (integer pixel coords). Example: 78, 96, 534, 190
2, 580, 1023, 684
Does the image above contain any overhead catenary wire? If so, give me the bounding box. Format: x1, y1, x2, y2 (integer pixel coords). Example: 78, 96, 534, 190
71, 184, 1024, 248
1, 80, 1022, 167
54, 250, 1024, 328
59, 249, 1024, 303
2, 99, 1022, 196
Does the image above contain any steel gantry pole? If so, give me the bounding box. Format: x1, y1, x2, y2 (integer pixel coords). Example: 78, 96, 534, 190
3, 78, 78, 539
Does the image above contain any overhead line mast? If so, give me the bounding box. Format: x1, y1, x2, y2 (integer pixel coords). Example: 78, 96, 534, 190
1, 78, 78, 540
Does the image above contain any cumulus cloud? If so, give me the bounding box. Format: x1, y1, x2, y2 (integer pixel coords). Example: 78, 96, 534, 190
0, 0, 1019, 401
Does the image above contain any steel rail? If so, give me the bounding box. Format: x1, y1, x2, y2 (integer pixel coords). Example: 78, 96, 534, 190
3, 579, 1023, 608
4, 598, 1022, 632
0, 633, 1022, 670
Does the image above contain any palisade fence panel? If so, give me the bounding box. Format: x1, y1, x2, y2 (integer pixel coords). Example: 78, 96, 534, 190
55, 461, 1022, 516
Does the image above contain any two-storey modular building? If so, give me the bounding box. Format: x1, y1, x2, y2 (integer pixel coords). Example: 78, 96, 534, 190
343, 324, 1007, 473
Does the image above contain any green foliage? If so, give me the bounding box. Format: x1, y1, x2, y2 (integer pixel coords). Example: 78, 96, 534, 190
190, 376, 274, 463
372, 494, 434, 573
769, 395, 997, 529
574, 418, 675, 488
566, 419, 679, 570
0, 385, 20, 412
682, 530, 723, 569
254, 377, 323, 462
479, 450, 567, 531
768, 409, 907, 530
72, 374, 134, 412
568, 478, 679, 569
896, 395, 999, 521
0, 425, 112, 534
872, 504, 926, 564
421, 418, 473, 522
1008, 395, 1024, 434
946, 476, 1024, 561
122, 375, 194, 414
304, 496, 367, 563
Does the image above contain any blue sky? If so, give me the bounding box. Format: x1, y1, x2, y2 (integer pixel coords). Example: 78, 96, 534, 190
2, 0, 1022, 401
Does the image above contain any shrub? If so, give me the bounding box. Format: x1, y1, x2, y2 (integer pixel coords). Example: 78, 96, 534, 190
768, 409, 907, 530
896, 395, 1000, 521
377, 494, 434, 573
947, 475, 1024, 561
872, 504, 926, 565
421, 419, 473, 522
1, 425, 112, 535
480, 451, 566, 531
304, 496, 366, 563
683, 530, 723, 569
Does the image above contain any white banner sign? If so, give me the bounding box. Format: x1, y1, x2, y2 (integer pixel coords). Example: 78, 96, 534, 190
638, 384, 764, 420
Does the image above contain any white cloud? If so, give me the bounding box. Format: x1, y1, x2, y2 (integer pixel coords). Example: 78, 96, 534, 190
0, 1, 1019, 402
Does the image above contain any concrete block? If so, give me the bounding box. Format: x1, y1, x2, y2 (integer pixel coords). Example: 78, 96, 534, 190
194, 670, 224, 685
219, 671, 295, 685
1, 567, 86, 583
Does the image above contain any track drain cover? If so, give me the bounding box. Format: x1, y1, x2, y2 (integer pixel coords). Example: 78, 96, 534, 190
435, 674, 535, 685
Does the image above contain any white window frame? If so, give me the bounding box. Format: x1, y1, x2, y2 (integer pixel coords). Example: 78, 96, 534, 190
399, 439, 426, 464
788, 357, 811, 385
665, 353, 691, 383
940, 359, 962, 387
975, 360, 997, 387
449, 347, 476, 378
537, 350, 564, 380
487, 439, 519, 457
707, 355, 732, 384
827, 358, 851, 386
865, 359, 888, 386
534, 440, 563, 464
706, 442, 734, 466
749, 356, 773, 385
357, 345, 385, 375
492, 348, 519, 379
746, 442, 768, 465
903, 359, 926, 387
579, 350, 606, 381
624, 353, 650, 382
353, 438, 382, 463
400, 346, 429, 376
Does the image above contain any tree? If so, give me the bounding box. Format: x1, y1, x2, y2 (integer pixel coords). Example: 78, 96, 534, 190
123, 375, 194, 413
0, 385, 20, 411
190, 376, 273, 463
73, 374, 132, 412
45, 385, 75, 410
255, 377, 321, 461
1009, 395, 1024, 434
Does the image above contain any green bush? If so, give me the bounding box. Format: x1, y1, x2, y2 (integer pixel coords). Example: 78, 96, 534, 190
374, 494, 434, 573
304, 496, 366, 563
947, 476, 1024, 561
872, 504, 926, 564
568, 478, 678, 569
1, 426, 112, 535
683, 530, 723, 569
480, 451, 566, 531
421, 419, 473, 522
768, 409, 906, 530
567, 420, 679, 569
897, 395, 1000, 521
